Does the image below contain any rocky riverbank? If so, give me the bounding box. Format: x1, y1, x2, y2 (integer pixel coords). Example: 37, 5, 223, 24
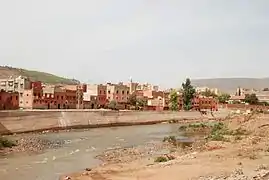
0, 136, 64, 155
61, 112, 269, 180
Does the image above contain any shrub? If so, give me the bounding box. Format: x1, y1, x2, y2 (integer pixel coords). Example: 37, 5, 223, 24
0, 137, 17, 148
163, 136, 177, 145
154, 156, 168, 163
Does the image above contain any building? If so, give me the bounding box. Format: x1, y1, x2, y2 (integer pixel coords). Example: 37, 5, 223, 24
136, 83, 159, 91
84, 84, 107, 108
195, 86, 220, 95
191, 95, 218, 111
0, 76, 31, 108
0, 91, 19, 110
107, 82, 130, 109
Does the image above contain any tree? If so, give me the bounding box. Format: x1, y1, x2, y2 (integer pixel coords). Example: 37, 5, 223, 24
182, 78, 195, 110
108, 100, 117, 110
169, 90, 178, 111
263, 88, 269, 91
128, 93, 137, 106
218, 93, 231, 104
244, 93, 259, 105
200, 89, 217, 97
137, 99, 147, 110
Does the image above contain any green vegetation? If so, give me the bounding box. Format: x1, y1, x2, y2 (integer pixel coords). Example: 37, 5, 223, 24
154, 155, 175, 163
182, 78, 195, 110
218, 93, 231, 103
108, 100, 118, 110
0, 137, 16, 149
20, 69, 79, 85
163, 135, 177, 144
244, 93, 259, 105
0, 66, 79, 85
169, 90, 179, 111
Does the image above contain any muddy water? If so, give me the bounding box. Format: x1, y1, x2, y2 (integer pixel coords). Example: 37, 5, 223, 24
0, 123, 185, 180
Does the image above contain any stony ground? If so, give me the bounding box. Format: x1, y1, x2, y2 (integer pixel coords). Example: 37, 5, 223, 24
0, 136, 63, 155
61, 112, 269, 180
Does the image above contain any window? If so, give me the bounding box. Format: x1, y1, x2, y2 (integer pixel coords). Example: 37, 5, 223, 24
16, 96, 18, 100
104, 90, 106, 94
108, 90, 110, 94
122, 90, 124, 94
116, 90, 119, 94
10, 96, 12, 100
127, 91, 129, 95
0, 96, 1, 100
116, 97, 118, 100
26, 101, 28, 104
61, 96, 63, 100
57, 95, 59, 100
20, 101, 23, 104
122, 97, 124, 100
99, 90, 102, 94
34, 93, 37, 97
27, 94, 29, 96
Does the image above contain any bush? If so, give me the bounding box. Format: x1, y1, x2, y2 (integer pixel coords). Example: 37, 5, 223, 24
163, 136, 177, 145
0, 137, 17, 148
154, 156, 168, 163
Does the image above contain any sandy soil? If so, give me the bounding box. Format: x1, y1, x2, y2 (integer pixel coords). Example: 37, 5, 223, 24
61, 113, 269, 180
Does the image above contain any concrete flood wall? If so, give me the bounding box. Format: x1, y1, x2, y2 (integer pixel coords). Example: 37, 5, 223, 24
0, 110, 229, 135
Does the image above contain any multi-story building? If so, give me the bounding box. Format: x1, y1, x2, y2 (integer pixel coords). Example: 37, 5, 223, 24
0, 76, 32, 108
107, 82, 130, 109
136, 83, 159, 91
84, 84, 107, 108
0, 91, 19, 110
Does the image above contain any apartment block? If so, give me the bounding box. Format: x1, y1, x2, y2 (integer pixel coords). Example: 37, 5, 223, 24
83, 84, 107, 108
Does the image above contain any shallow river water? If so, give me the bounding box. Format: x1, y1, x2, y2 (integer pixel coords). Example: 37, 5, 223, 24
0, 123, 185, 180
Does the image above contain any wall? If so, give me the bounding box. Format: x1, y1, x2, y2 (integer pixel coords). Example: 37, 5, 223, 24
0, 110, 228, 135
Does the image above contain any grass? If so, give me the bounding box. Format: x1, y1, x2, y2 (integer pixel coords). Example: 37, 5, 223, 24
0, 137, 17, 149
0, 66, 79, 85
21, 69, 79, 85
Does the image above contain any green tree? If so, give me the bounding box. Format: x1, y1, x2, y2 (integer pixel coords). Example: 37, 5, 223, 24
244, 93, 259, 105
218, 93, 231, 103
108, 100, 117, 110
182, 78, 195, 110
137, 99, 147, 110
128, 93, 137, 106
169, 90, 178, 111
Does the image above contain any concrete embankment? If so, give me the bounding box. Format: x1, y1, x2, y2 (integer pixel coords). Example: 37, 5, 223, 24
0, 110, 229, 135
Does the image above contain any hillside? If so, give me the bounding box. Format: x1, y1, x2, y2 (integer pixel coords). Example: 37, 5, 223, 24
0, 66, 80, 85
192, 78, 269, 93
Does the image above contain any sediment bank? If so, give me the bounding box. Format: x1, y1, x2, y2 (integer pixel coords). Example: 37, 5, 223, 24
0, 110, 229, 135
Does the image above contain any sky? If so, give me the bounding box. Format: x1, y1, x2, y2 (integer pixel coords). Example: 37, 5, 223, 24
0, 0, 268, 88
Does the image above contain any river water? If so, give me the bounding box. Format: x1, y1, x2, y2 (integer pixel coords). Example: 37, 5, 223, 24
0, 123, 185, 180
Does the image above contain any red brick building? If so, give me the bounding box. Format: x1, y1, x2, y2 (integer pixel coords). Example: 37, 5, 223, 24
0, 91, 19, 110
177, 94, 218, 111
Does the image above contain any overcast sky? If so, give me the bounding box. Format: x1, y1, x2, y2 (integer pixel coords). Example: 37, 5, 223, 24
0, 0, 268, 88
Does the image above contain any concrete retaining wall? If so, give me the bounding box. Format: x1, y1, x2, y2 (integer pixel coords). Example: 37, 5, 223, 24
0, 110, 229, 135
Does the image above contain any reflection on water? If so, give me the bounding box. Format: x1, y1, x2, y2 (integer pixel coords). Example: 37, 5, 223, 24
0, 123, 186, 180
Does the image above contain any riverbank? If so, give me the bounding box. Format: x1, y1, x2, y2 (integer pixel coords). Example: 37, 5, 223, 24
61, 112, 269, 180
0, 135, 64, 155
0, 110, 229, 135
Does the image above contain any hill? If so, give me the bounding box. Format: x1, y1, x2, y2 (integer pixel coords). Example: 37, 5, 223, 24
0, 66, 80, 85
192, 78, 269, 93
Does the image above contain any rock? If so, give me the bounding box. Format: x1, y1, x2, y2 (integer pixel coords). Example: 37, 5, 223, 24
64, 176, 71, 180
85, 168, 92, 171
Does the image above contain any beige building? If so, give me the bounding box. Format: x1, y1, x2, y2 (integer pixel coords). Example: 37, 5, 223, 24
106, 82, 130, 104
0, 76, 32, 108
136, 83, 159, 91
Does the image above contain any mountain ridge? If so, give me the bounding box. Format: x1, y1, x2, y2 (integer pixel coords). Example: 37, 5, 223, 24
192, 77, 269, 93
0, 66, 80, 85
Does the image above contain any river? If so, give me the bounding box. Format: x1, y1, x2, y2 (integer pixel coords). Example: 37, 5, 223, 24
0, 123, 186, 180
